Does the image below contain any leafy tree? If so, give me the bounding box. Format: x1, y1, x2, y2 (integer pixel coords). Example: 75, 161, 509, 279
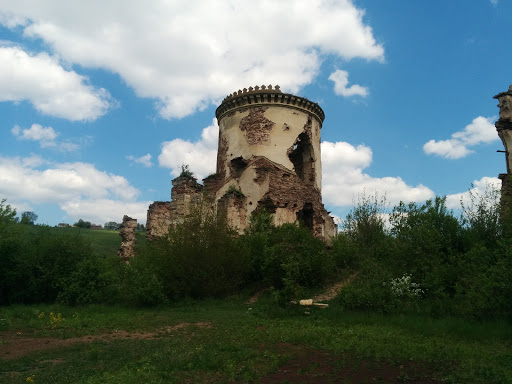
136, 223, 145, 231
104, 221, 121, 230
20, 211, 38, 225
0, 198, 17, 223
74, 219, 92, 228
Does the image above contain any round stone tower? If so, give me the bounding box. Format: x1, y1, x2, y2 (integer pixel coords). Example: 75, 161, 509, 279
215, 85, 324, 191
147, 85, 337, 241
209, 85, 336, 239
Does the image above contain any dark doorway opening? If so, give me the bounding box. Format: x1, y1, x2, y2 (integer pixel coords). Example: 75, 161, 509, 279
297, 202, 314, 230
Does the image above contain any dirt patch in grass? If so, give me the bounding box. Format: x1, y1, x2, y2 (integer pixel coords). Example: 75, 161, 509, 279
0, 322, 212, 360
258, 342, 442, 384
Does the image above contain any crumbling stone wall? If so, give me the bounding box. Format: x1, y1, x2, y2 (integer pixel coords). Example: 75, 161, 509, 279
117, 215, 137, 262
494, 85, 512, 224
147, 85, 337, 241
146, 176, 203, 240
146, 201, 171, 240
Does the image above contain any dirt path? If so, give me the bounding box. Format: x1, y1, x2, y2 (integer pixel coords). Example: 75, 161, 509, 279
246, 272, 359, 305
0, 322, 212, 360
312, 272, 359, 302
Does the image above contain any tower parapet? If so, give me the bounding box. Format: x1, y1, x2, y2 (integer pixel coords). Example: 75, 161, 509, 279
216, 85, 325, 125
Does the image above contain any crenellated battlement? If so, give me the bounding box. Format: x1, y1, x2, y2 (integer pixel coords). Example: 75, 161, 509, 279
216, 84, 325, 124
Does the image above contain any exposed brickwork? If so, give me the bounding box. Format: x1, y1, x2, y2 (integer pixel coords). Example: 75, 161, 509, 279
239, 107, 275, 145
117, 215, 137, 262
146, 201, 171, 240
216, 137, 229, 177
255, 158, 328, 238
147, 85, 337, 243
495, 86, 512, 225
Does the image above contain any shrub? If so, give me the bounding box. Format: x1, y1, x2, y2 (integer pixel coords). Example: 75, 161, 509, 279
460, 181, 502, 247
147, 202, 251, 300
260, 223, 332, 304
0, 224, 99, 304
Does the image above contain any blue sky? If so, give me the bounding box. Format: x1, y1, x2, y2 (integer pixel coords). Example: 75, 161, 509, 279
0, 0, 509, 226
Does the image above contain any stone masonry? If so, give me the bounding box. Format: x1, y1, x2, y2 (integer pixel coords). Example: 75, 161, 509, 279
117, 215, 137, 262
147, 85, 337, 240
494, 85, 512, 223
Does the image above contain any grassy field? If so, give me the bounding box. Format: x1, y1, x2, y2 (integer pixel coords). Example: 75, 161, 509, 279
52, 227, 146, 258
1, 298, 511, 383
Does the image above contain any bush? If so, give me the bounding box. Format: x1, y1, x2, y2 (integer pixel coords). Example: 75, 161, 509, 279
147, 203, 251, 300
0, 224, 100, 304
260, 223, 333, 304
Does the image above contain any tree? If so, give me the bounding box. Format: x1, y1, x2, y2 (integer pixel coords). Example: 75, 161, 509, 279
104, 221, 120, 230
74, 219, 92, 229
179, 164, 194, 178
0, 198, 17, 223
136, 223, 145, 232
20, 211, 38, 225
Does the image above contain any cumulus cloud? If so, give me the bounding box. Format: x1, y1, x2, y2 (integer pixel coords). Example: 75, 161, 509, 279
11, 123, 79, 151
321, 141, 434, 207
329, 69, 368, 97
445, 176, 501, 210
423, 116, 498, 159
61, 198, 150, 225
0, 46, 113, 121
158, 118, 218, 179
127, 153, 152, 167
0, 0, 384, 119
0, 155, 149, 223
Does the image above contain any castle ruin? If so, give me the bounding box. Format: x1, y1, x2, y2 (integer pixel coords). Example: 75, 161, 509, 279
147, 85, 337, 240
494, 85, 512, 222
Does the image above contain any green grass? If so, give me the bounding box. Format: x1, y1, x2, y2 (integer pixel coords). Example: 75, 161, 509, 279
51, 227, 146, 258
1, 297, 511, 383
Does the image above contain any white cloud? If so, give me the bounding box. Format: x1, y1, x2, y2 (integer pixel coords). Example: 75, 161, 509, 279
0, 46, 113, 121
158, 118, 218, 179
61, 198, 150, 225
445, 176, 501, 210
0, 0, 384, 119
0, 155, 149, 223
490, 0, 498, 6
127, 153, 152, 167
12, 124, 56, 143
329, 69, 368, 97
423, 116, 498, 159
321, 141, 434, 207
11, 123, 80, 151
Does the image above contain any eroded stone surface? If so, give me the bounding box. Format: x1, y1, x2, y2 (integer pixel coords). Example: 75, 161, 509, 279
117, 215, 137, 262
494, 85, 512, 224
239, 107, 275, 145
147, 85, 337, 242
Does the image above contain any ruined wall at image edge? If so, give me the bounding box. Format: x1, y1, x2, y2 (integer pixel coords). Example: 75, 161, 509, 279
495, 85, 512, 225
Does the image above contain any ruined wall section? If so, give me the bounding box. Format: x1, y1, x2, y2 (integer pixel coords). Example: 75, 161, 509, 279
146, 202, 171, 240
118, 215, 137, 262
146, 176, 204, 240
494, 85, 512, 225
169, 176, 203, 225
